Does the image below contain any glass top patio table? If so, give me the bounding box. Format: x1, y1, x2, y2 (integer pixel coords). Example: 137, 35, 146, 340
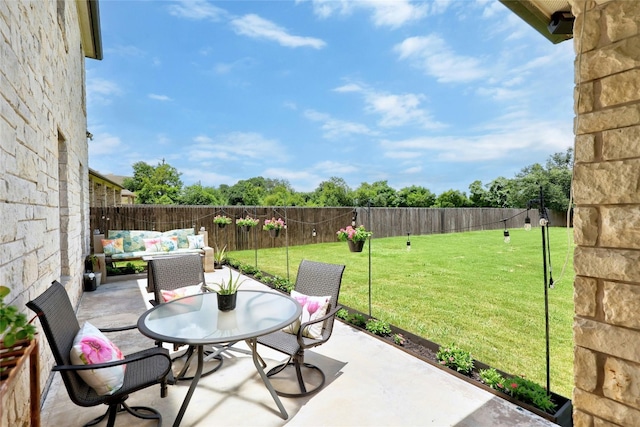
137, 289, 301, 426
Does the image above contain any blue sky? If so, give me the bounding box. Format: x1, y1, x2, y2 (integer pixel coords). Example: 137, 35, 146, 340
87, 0, 575, 195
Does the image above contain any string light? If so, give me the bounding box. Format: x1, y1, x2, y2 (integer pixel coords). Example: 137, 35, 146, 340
312, 228, 317, 237
351, 209, 357, 227
406, 233, 411, 251
502, 219, 510, 243
524, 211, 532, 231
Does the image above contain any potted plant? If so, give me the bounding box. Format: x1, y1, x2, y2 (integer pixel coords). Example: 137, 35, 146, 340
336, 225, 372, 252
0, 286, 37, 349
204, 270, 246, 311
262, 217, 285, 238
213, 245, 227, 269
213, 215, 232, 228
236, 216, 259, 233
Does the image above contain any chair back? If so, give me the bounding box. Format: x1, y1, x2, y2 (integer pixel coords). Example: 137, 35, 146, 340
149, 254, 205, 304
26, 281, 98, 406
294, 260, 345, 340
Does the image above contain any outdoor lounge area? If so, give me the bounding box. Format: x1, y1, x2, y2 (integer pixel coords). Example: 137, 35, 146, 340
38, 268, 557, 427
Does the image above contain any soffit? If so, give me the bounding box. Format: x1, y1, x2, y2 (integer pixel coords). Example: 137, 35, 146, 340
500, 0, 573, 44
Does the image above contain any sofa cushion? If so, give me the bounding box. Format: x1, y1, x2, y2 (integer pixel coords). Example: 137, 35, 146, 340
162, 228, 194, 249
187, 234, 205, 249
109, 248, 204, 260
101, 238, 124, 255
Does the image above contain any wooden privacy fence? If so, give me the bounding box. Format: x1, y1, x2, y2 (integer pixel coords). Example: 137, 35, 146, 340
90, 206, 555, 252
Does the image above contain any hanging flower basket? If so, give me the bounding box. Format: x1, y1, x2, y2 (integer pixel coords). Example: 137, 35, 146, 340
263, 218, 285, 238
236, 216, 259, 232
213, 215, 232, 229
269, 229, 280, 238
347, 240, 365, 252
217, 223, 226, 229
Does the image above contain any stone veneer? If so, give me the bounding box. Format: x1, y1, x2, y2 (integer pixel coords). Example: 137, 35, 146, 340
0, 1, 91, 425
572, 0, 640, 425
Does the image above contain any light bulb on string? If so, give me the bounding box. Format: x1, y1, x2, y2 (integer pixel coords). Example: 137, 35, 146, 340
503, 229, 510, 244
351, 209, 357, 227
524, 213, 532, 231
406, 233, 411, 251
312, 228, 317, 237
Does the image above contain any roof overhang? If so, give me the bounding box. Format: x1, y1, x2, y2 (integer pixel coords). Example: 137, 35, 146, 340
76, 0, 103, 60
499, 0, 574, 44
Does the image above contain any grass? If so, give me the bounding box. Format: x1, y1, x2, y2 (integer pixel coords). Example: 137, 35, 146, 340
227, 227, 575, 398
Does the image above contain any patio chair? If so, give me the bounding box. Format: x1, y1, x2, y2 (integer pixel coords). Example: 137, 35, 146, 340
257, 259, 345, 397
148, 254, 223, 381
26, 281, 171, 427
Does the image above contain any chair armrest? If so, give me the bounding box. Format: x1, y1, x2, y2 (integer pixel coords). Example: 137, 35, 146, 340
100, 324, 138, 333
296, 305, 342, 346
53, 348, 171, 372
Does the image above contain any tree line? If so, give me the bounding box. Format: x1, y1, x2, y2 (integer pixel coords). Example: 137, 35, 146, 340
122, 148, 573, 211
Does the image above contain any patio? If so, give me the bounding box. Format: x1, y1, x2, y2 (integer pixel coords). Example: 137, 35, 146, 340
39, 268, 557, 426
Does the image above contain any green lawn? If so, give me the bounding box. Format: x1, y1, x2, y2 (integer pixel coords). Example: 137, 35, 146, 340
228, 227, 575, 398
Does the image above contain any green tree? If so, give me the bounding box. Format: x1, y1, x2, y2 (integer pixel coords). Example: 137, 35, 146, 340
354, 181, 397, 207
434, 189, 470, 207
486, 177, 514, 208
123, 160, 182, 204
180, 183, 223, 205
396, 185, 436, 207
311, 177, 353, 207
468, 180, 489, 207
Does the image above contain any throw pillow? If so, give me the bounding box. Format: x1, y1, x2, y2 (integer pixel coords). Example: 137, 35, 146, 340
187, 234, 205, 249
143, 238, 163, 252
282, 290, 331, 339
70, 322, 126, 396
160, 284, 202, 302
161, 236, 179, 252
101, 238, 124, 255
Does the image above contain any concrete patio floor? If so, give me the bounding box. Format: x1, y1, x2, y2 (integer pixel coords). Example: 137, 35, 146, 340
39, 268, 558, 426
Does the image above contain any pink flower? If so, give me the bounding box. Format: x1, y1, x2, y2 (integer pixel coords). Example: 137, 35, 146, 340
306, 300, 321, 315
510, 383, 518, 389
80, 336, 113, 364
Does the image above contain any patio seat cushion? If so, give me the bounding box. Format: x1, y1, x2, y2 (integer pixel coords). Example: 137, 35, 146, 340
282, 290, 331, 339
70, 322, 126, 396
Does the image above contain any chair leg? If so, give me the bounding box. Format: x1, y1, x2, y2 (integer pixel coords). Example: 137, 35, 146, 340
265, 354, 326, 398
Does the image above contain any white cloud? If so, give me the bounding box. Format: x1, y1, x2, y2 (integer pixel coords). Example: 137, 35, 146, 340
379, 116, 573, 162
168, 0, 227, 21
86, 77, 122, 105
394, 34, 487, 83
148, 94, 172, 101
313, 160, 358, 175
231, 14, 326, 49
89, 132, 123, 157
305, 0, 430, 28
304, 109, 378, 139
188, 132, 289, 162
333, 82, 445, 130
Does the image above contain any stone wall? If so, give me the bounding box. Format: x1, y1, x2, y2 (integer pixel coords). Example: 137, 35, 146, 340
572, 0, 640, 425
0, 1, 90, 425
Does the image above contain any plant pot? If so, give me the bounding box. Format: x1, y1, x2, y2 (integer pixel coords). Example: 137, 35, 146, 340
217, 223, 226, 229
83, 273, 97, 292
217, 293, 237, 311
240, 225, 251, 233
348, 240, 365, 252
214, 261, 224, 270
268, 229, 280, 238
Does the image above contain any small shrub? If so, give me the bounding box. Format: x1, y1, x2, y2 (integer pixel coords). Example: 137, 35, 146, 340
348, 313, 367, 328
504, 376, 556, 413
366, 318, 391, 336
240, 263, 259, 275
436, 343, 474, 375
479, 368, 506, 391
393, 333, 406, 346
336, 308, 349, 320
226, 258, 241, 268
253, 271, 263, 281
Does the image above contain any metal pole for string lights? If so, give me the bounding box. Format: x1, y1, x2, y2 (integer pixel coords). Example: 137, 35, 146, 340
533, 186, 551, 396
367, 200, 372, 317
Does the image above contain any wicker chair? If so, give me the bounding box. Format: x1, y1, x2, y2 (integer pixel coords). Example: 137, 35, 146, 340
257, 259, 345, 397
27, 281, 171, 427
148, 254, 223, 381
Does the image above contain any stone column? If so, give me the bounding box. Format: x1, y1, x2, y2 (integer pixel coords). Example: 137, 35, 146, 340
572, 0, 640, 425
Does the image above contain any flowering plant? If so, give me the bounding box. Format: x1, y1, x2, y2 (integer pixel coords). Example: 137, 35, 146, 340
263, 217, 286, 231
336, 225, 372, 242
236, 216, 259, 227
213, 215, 232, 225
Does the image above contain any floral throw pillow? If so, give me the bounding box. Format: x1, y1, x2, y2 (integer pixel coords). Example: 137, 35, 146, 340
161, 236, 179, 252
101, 238, 124, 255
160, 284, 202, 302
143, 238, 163, 252
187, 234, 205, 249
282, 290, 331, 339
69, 322, 126, 396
